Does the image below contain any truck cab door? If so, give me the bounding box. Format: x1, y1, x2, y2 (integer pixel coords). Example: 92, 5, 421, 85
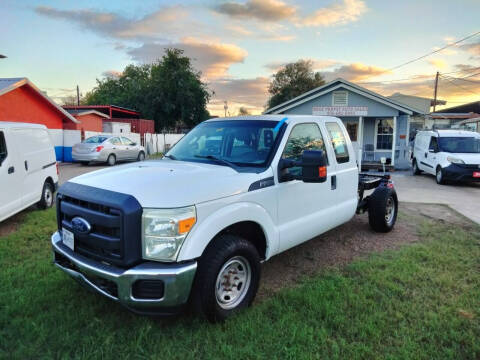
0, 129, 22, 221
276, 122, 337, 252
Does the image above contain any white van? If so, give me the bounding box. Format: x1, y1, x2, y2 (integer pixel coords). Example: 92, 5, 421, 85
0, 122, 58, 222
412, 129, 480, 184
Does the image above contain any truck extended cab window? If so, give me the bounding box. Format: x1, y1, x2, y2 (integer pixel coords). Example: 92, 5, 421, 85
325, 122, 349, 163
167, 120, 281, 167
0, 131, 7, 165
282, 123, 327, 176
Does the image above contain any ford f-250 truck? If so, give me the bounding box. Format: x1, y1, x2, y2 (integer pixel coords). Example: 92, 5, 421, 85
52, 115, 398, 322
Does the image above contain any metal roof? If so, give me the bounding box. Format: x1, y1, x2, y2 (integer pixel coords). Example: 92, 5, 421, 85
264, 78, 421, 116
0, 77, 79, 123
66, 109, 110, 118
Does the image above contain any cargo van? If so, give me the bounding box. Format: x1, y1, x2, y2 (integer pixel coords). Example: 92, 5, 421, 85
0, 122, 58, 222
412, 129, 480, 184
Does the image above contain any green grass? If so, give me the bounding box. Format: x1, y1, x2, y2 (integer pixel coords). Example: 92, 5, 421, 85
147, 152, 163, 160
1, 208, 479, 359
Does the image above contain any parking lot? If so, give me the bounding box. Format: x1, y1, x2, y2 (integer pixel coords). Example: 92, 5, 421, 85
58, 162, 480, 224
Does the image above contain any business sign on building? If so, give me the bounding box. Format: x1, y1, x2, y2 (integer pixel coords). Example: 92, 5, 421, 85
312, 106, 368, 116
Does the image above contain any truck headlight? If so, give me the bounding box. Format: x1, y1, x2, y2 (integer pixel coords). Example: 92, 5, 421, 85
447, 156, 465, 164
142, 206, 196, 262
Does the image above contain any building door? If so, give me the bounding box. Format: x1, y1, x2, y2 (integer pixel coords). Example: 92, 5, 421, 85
344, 120, 359, 154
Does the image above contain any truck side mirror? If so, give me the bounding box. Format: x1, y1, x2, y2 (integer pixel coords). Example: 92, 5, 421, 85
300, 150, 327, 183
279, 150, 327, 183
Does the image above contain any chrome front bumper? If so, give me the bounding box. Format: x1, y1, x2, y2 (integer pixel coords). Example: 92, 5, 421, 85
51, 231, 197, 314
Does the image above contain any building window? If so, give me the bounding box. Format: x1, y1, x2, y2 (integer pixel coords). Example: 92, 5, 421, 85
325, 122, 350, 163
332, 91, 348, 106
345, 123, 358, 142
376, 118, 394, 150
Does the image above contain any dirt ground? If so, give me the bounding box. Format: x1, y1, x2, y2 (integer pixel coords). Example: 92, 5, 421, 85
257, 202, 475, 300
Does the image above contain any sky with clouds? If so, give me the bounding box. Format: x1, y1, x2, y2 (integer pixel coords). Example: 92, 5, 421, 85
1, 0, 479, 116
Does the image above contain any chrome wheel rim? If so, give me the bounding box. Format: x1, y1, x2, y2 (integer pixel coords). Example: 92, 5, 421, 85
215, 256, 251, 310
139, 153, 145, 161
436, 169, 442, 182
385, 196, 395, 225
45, 187, 53, 207
108, 156, 115, 165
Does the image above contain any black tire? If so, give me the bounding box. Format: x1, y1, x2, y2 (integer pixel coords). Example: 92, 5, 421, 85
80, 161, 89, 166
137, 151, 145, 161
436, 166, 445, 185
412, 159, 421, 175
37, 181, 54, 209
191, 234, 261, 323
107, 154, 116, 166
368, 187, 398, 233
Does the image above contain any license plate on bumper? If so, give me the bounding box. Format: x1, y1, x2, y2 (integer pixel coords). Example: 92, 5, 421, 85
473, 171, 480, 178
62, 228, 74, 251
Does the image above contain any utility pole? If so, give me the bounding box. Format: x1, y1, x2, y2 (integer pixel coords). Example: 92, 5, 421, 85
76, 85, 80, 106
224, 101, 228, 117
432, 71, 439, 112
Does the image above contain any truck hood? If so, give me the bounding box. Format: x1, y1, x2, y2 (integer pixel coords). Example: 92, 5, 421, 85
68, 160, 264, 208
448, 153, 480, 164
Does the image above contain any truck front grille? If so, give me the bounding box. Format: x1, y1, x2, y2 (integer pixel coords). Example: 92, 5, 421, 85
56, 182, 143, 268
59, 195, 123, 262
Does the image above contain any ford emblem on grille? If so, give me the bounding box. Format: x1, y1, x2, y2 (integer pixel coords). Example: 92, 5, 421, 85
71, 217, 92, 234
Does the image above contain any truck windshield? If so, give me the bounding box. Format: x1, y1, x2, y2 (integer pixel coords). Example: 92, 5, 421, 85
166, 120, 280, 167
438, 137, 480, 153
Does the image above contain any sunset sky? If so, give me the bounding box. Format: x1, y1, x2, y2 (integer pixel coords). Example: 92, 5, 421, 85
1, 0, 479, 116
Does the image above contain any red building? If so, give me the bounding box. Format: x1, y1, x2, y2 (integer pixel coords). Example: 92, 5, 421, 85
63, 109, 109, 138
0, 77, 79, 160
63, 105, 155, 137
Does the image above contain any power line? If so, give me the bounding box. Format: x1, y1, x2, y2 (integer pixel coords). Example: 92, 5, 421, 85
439, 74, 480, 96
386, 30, 480, 72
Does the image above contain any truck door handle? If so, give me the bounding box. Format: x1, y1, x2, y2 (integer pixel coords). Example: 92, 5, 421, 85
331, 175, 337, 190
24, 160, 28, 171
8, 166, 14, 174
424, 152, 428, 158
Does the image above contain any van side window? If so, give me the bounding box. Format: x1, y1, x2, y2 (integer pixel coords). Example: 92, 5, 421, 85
0, 131, 7, 165
325, 122, 350, 163
282, 123, 327, 176
429, 137, 439, 152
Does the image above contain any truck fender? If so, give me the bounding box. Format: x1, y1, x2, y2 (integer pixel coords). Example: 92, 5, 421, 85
177, 201, 279, 262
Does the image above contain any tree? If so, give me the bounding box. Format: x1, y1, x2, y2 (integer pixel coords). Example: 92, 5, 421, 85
84, 49, 212, 131
237, 106, 250, 116
266, 59, 325, 110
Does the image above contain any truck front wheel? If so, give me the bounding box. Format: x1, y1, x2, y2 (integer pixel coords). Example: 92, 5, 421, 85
368, 187, 398, 233
191, 234, 261, 322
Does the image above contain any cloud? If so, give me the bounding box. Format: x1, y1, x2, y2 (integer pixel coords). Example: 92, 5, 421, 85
35, 5, 190, 41
264, 59, 338, 72
128, 38, 247, 79
214, 0, 296, 21
321, 63, 389, 82
428, 58, 447, 69
102, 70, 122, 78
460, 41, 480, 57
208, 77, 270, 115
299, 0, 367, 27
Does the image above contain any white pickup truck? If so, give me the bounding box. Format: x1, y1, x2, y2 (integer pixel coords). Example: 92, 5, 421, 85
52, 115, 398, 322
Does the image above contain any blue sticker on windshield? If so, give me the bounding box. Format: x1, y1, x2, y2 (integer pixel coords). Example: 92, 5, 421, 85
274, 117, 288, 132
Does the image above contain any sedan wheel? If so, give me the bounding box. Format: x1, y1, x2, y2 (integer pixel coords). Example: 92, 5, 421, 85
137, 152, 145, 161
107, 154, 116, 166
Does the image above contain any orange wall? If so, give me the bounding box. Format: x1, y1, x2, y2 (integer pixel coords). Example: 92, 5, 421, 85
0, 86, 68, 129
64, 113, 104, 132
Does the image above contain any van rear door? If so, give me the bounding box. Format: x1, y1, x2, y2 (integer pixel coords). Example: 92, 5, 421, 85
12, 127, 55, 207
0, 128, 23, 221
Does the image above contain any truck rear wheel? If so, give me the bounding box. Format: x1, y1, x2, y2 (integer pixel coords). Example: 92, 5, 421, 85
191, 234, 261, 323
368, 187, 398, 233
